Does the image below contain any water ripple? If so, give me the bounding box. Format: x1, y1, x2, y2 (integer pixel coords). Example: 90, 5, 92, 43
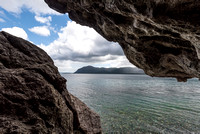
63, 74, 200, 133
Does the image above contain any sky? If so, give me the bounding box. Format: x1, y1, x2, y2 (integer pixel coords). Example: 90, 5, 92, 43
0, 0, 135, 72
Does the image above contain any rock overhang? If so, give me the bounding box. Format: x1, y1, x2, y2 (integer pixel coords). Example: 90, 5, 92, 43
44, 0, 200, 82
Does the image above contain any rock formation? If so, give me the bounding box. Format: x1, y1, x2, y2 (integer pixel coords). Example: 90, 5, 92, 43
0, 31, 101, 134
45, 0, 200, 82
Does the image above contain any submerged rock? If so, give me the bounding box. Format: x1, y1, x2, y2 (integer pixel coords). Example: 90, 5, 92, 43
45, 0, 200, 82
0, 31, 101, 134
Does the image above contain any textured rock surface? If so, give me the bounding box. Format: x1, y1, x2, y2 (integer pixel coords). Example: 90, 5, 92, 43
0, 31, 101, 134
45, 0, 200, 82
69, 93, 101, 134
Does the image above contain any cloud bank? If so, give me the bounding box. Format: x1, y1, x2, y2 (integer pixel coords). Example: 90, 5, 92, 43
39, 21, 123, 62
39, 21, 134, 72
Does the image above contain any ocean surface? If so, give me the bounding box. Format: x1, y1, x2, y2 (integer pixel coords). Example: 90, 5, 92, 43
62, 74, 200, 133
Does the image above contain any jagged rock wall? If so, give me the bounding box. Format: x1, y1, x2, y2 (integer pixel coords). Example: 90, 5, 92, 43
0, 31, 101, 134
45, 0, 200, 82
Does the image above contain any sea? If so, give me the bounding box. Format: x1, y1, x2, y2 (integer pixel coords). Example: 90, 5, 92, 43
62, 74, 200, 134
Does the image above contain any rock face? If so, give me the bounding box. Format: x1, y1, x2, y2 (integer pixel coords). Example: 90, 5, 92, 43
45, 0, 200, 82
0, 31, 101, 134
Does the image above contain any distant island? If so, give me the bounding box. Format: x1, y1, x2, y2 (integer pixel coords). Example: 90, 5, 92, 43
74, 66, 145, 74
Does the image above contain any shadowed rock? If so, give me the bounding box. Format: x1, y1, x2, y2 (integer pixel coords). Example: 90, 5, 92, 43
45, 0, 200, 82
0, 31, 101, 134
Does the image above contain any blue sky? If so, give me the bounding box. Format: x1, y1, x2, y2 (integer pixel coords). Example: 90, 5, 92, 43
0, 0, 134, 72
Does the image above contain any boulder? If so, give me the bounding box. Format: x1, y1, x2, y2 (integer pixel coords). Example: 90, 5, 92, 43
0, 31, 101, 134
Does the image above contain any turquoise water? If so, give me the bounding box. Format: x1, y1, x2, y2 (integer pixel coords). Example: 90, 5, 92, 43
62, 74, 200, 133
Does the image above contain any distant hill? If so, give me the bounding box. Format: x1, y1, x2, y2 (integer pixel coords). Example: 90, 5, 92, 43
74, 66, 144, 74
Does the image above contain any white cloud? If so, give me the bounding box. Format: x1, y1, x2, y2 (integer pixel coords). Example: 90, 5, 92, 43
29, 26, 50, 36
0, 0, 60, 15
101, 56, 134, 68
38, 21, 135, 72
39, 21, 123, 61
2, 27, 28, 40
35, 16, 52, 25
0, 18, 5, 22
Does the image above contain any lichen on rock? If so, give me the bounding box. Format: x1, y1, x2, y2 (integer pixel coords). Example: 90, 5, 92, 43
45, 0, 200, 82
